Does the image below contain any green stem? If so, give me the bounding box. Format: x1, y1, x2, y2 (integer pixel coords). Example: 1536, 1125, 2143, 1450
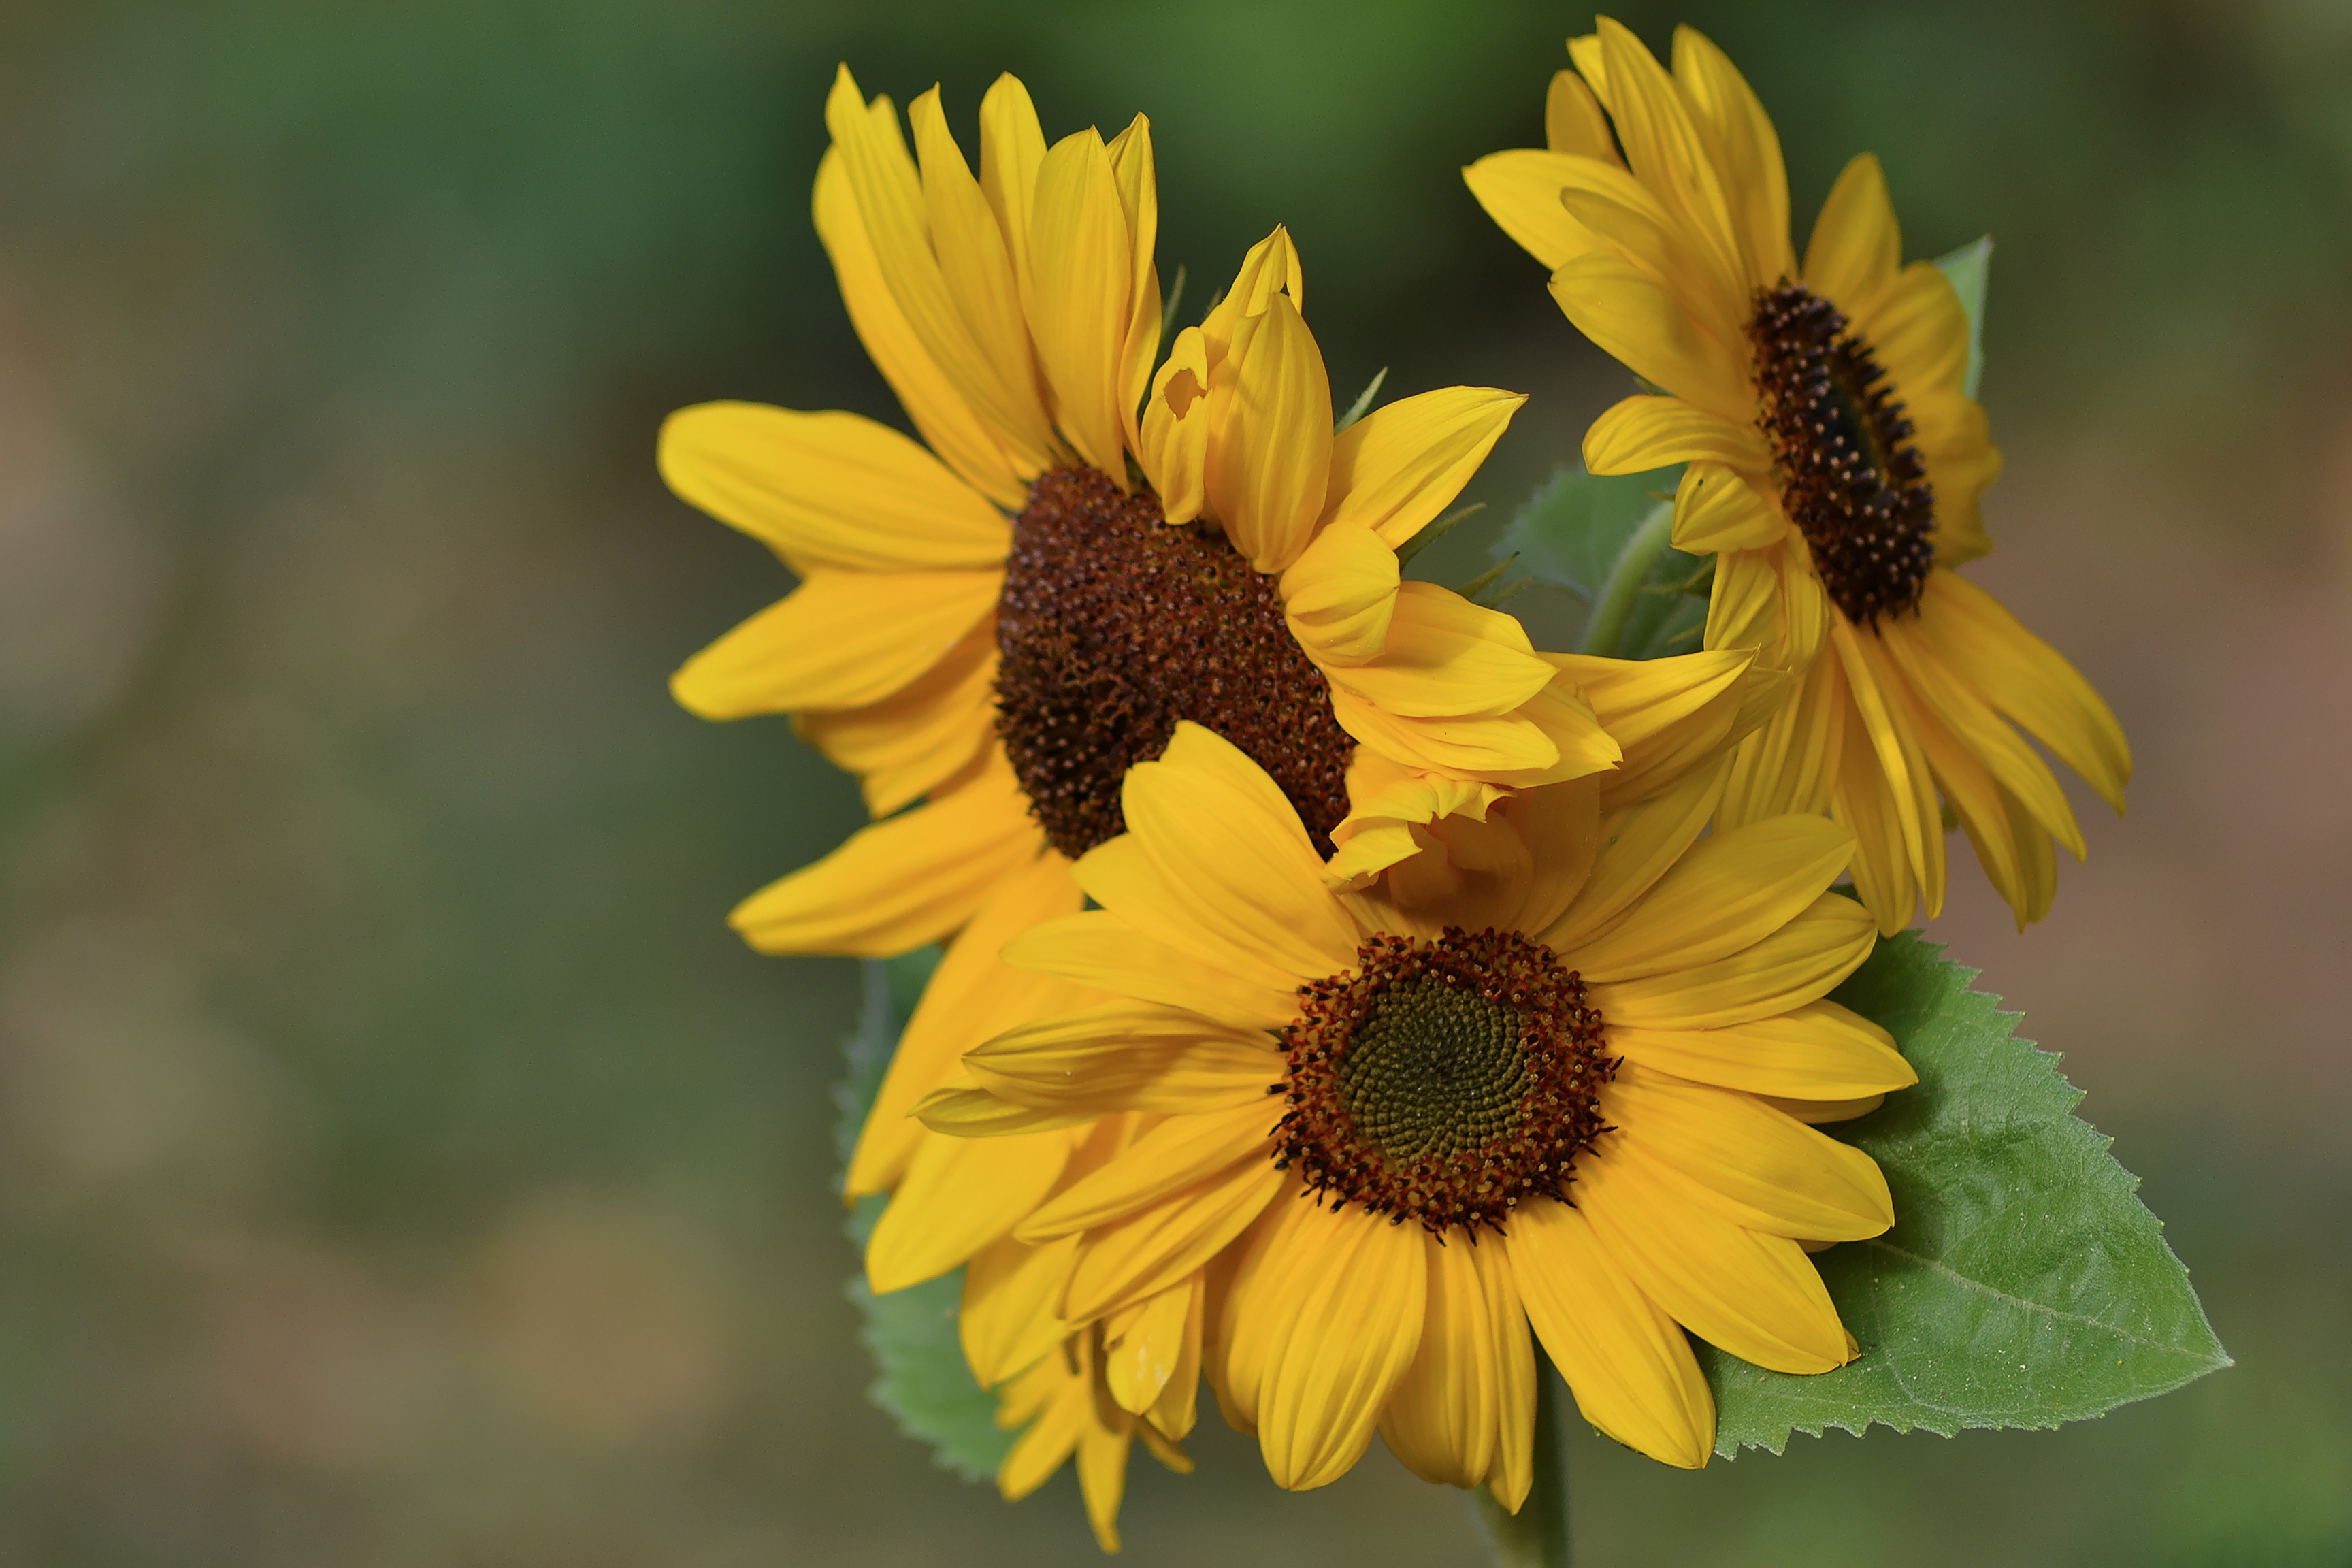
1577, 498, 1675, 657
1470, 1367, 1572, 1567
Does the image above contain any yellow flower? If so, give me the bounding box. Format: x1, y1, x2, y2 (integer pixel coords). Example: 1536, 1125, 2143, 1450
1465, 20, 2132, 934
659, 66, 1763, 1206
921, 723, 1915, 1487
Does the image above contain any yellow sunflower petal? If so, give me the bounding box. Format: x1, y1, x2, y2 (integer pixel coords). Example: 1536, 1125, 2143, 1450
997, 1351, 1087, 1500
1589, 889, 1876, 1030
1548, 645, 1754, 808
1548, 68, 1622, 163
1857, 257, 1969, 399
1328, 689, 1562, 779
1139, 324, 1212, 521
1324, 581, 1556, 719
1605, 1063, 1895, 1240
1704, 537, 1784, 658
1878, 615, 2084, 860
1672, 461, 1784, 553
1916, 571, 2131, 812
1505, 1196, 1714, 1469
1538, 756, 1728, 953
659, 402, 1010, 575
961, 1002, 1276, 1117
1104, 1273, 1194, 1416
1254, 1204, 1429, 1491
845, 848, 1081, 1196
1105, 113, 1163, 453
1592, 18, 1749, 311
1554, 161, 1746, 333
795, 627, 998, 818
1019, 1100, 1272, 1241
1200, 227, 1305, 359
1670, 25, 1793, 284
1607, 998, 1916, 1102
1583, 393, 1771, 476
1719, 636, 1846, 827
1063, 1154, 1286, 1325
1076, 836, 1326, 997
1207, 291, 1333, 574
1577, 1139, 1850, 1373
1326, 386, 1527, 550
1550, 255, 1751, 426
730, 750, 1040, 957
1028, 127, 1133, 478
866, 1125, 1071, 1293
1006, 910, 1300, 1030
1571, 814, 1855, 982
977, 74, 1046, 298
962, 1233, 1079, 1388
911, 1079, 1093, 1138
1378, 1230, 1516, 1493
1463, 148, 1607, 271
1280, 520, 1399, 667
813, 147, 1024, 509
1143, 1274, 1206, 1440
1830, 619, 1936, 932
671, 568, 1001, 719
1802, 152, 1901, 316
1077, 1417, 1134, 1554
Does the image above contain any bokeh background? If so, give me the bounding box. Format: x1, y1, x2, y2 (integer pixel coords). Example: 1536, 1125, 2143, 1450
1, 1, 2347, 1563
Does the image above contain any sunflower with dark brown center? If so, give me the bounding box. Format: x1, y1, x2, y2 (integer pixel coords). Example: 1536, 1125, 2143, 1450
923, 723, 1913, 1488
1469, 18, 2131, 938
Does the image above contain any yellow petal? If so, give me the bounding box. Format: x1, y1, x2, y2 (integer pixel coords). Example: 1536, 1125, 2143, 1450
1104, 113, 1162, 453
1064, 1154, 1286, 1324
730, 750, 1040, 957
1764, 1092, 1887, 1125
1829, 618, 1933, 932
1589, 889, 1876, 1030
1878, 615, 2084, 860
977, 74, 1045, 295
845, 848, 1082, 1196
1671, 461, 1783, 553
866, 1125, 1071, 1292
1547, 645, 1753, 808
1592, 19, 1749, 309
1550, 252, 1752, 426
1607, 998, 1916, 1101
1554, 159, 1748, 336
1463, 148, 1608, 271
996, 1343, 1087, 1499
1537, 756, 1727, 954
1254, 1205, 1428, 1490
1669, 25, 1793, 282
1200, 227, 1306, 360
1719, 635, 1846, 827
1139, 324, 1211, 522
1325, 386, 1526, 550
1548, 68, 1622, 163
1077, 836, 1326, 997
1569, 813, 1855, 982
659, 402, 1009, 574
1857, 258, 1969, 400
911, 1079, 1094, 1138
1504, 1196, 1713, 1469
964, 1003, 1277, 1115
1077, 1416, 1134, 1554
1802, 152, 1901, 317
1576, 1137, 1852, 1373
795, 625, 998, 817
813, 146, 1022, 508
1103, 1272, 1195, 1417
962, 1233, 1079, 1388
1005, 910, 1301, 1031
1328, 688, 1561, 779
1020, 1100, 1273, 1241
1028, 127, 1132, 478
1583, 393, 1769, 476
1604, 1063, 1895, 1240
1378, 1230, 1531, 1495
1703, 537, 1784, 659
1916, 571, 2130, 812
1280, 520, 1400, 666
1324, 581, 1556, 719
672, 568, 1000, 719
1207, 291, 1333, 573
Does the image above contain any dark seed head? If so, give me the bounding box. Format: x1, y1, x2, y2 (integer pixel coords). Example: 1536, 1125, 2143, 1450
994, 467, 1355, 860
1272, 927, 1613, 1237
1748, 281, 1937, 627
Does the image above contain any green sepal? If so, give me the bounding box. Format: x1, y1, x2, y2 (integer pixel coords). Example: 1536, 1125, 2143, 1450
1494, 462, 1707, 659
1933, 235, 1991, 399
1703, 931, 2231, 1456
836, 949, 1013, 1482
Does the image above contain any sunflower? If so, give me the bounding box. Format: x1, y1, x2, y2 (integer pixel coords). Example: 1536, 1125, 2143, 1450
659, 64, 1766, 1212
1464, 20, 2132, 935
919, 722, 1914, 1487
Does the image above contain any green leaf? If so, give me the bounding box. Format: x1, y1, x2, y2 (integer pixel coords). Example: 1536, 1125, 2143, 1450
836, 951, 1013, 1482
1496, 463, 1706, 659
1933, 235, 1991, 399
1703, 932, 2231, 1456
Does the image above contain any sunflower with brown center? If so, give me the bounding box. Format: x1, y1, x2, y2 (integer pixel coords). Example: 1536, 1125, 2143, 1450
915, 723, 1915, 1495
1465, 20, 2132, 935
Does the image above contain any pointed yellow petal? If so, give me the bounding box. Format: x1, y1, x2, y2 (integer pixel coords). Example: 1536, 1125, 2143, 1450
1005, 911, 1300, 1030
996, 1348, 1085, 1499
1878, 615, 2084, 860
659, 402, 1009, 574
1064, 1154, 1286, 1324
962, 1003, 1277, 1117
1829, 618, 1932, 931
1550, 255, 1752, 427
1671, 461, 1783, 553
730, 751, 1039, 957
1554, 159, 1747, 336
1463, 148, 1607, 271
1703, 537, 1784, 659
1280, 520, 1400, 667
1104, 1272, 1195, 1419
1324, 581, 1556, 719
1139, 325, 1210, 521
1571, 814, 1855, 981
963, 1234, 1079, 1387
1546, 646, 1752, 808
1077, 1416, 1133, 1554
1605, 1062, 1895, 1240
1802, 152, 1901, 316
1857, 258, 1969, 399
1548, 68, 1622, 163
1021, 1100, 1271, 1241
1592, 18, 1749, 306
1378, 1231, 1520, 1492
671, 570, 1000, 719
1583, 393, 1769, 476
977, 74, 1045, 296
795, 627, 998, 817
1326, 386, 1526, 550
1538, 756, 1728, 953
1607, 999, 1916, 1102
1719, 635, 1846, 827
1104, 113, 1162, 453
1504, 1196, 1713, 1469
1254, 1205, 1428, 1490
1027, 127, 1132, 478
1589, 889, 1876, 1030
1577, 1137, 1852, 1373
1200, 227, 1305, 358
911, 1079, 1093, 1138
1670, 25, 1794, 283
866, 1126, 1070, 1292
1207, 292, 1333, 573
1328, 689, 1561, 780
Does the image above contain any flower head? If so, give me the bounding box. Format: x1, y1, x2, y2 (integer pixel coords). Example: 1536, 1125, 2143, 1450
1466, 20, 2132, 934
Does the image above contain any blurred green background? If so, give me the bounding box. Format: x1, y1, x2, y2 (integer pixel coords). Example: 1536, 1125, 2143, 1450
0, 1, 2346, 1563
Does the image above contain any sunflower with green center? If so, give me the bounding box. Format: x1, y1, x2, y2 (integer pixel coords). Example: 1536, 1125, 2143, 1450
919, 722, 1915, 1492
1465, 20, 2132, 935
